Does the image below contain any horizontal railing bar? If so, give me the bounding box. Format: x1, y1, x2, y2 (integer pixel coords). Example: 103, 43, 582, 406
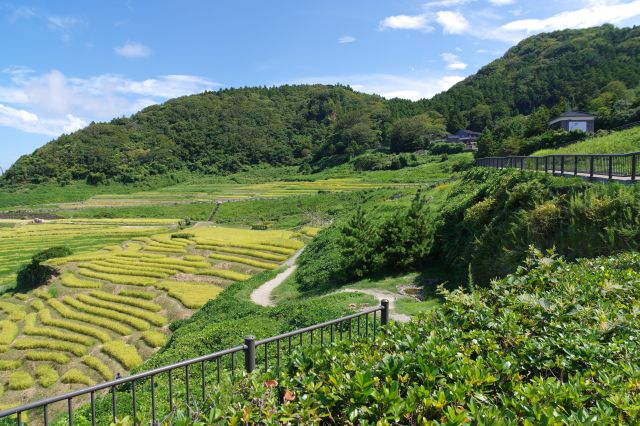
0, 345, 246, 417
256, 306, 382, 346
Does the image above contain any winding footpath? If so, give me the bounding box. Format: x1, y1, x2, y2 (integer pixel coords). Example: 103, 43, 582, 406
250, 249, 303, 307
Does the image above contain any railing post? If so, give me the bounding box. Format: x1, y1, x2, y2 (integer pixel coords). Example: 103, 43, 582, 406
560, 156, 565, 175
244, 336, 256, 373
535, 157, 539, 171
552, 156, 556, 175
608, 156, 613, 180
544, 157, 548, 174
632, 154, 637, 182
381, 300, 389, 328
590, 156, 594, 178
574, 155, 578, 176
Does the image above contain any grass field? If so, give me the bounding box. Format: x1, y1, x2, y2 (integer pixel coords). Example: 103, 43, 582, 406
0, 224, 304, 408
533, 126, 640, 155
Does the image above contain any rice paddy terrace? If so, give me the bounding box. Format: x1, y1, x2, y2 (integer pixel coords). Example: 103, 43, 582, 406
0, 222, 305, 411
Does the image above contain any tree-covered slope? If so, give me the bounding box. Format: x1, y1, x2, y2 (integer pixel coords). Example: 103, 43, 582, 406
423, 24, 640, 131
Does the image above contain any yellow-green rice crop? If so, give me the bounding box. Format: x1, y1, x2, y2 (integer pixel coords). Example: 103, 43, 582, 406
0, 301, 26, 321
89, 290, 162, 312
63, 297, 151, 331
0, 320, 18, 345
33, 288, 53, 300
61, 369, 95, 386
39, 309, 111, 343
195, 269, 251, 281
75, 295, 166, 327
209, 253, 278, 270
14, 338, 86, 356
48, 299, 131, 335
77, 268, 155, 286
102, 341, 143, 370
0, 360, 21, 370
210, 246, 288, 261
0, 345, 8, 353
81, 355, 113, 381
60, 273, 102, 289
141, 330, 167, 348
24, 313, 92, 345
14, 293, 28, 301
154, 281, 223, 309
30, 299, 45, 311
184, 255, 206, 261
8, 371, 33, 390
100, 257, 187, 274
81, 262, 169, 279
144, 245, 187, 254
35, 365, 59, 388
196, 241, 295, 255
118, 289, 156, 300
25, 351, 70, 364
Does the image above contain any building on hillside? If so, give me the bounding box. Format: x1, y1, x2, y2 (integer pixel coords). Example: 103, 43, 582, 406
548, 111, 595, 133
443, 129, 481, 151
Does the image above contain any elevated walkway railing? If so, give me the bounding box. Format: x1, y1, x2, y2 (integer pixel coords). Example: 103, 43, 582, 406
475, 152, 640, 182
0, 301, 389, 425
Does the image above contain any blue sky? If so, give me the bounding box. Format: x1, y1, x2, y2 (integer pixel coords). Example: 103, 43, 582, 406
1, 0, 640, 170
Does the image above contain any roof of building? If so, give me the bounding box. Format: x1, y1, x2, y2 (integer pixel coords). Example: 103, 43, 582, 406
455, 129, 482, 136
549, 111, 595, 125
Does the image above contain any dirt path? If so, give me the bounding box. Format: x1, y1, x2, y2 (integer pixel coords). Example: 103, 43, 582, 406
250, 249, 303, 307
339, 288, 411, 322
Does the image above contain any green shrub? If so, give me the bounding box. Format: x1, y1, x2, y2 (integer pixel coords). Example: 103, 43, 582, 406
8, 371, 33, 390
429, 142, 464, 155
15, 246, 72, 292
170, 233, 194, 239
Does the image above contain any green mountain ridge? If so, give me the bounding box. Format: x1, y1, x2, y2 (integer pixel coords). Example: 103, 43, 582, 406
3, 24, 640, 185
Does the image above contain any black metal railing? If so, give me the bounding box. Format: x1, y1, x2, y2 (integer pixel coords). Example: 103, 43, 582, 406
0, 301, 389, 425
475, 152, 640, 182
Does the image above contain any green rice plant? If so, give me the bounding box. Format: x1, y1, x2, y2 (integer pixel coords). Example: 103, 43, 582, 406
61, 369, 95, 386
35, 364, 59, 387
81, 355, 114, 381
0, 320, 18, 345
14, 338, 86, 356
209, 253, 278, 270
0, 360, 21, 370
196, 241, 295, 255
0, 382, 3, 397
80, 262, 169, 279
211, 246, 288, 262
195, 268, 251, 281
262, 239, 304, 250
60, 273, 101, 289
63, 297, 151, 331
8, 371, 33, 390
25, 351, 70, 364
0, 301, 26, 320
0, 345, 8, 353
47, 252, 116, 265
33, 288, 53, 300
119, 254, 208, 269
77, 268, 155, 286
24, 313, 92, 345
99, 258, 185, 274
119, 252, 165, 260
155, 280, 223, 309
30, 299, 45, 311
141, 330, 167, 348
150, 236, 188, 247
184, 255, 205, 262
102, 340, 143, 370
39, 309, 111, 343
89, 290, 162, 312
48, 299, 132, 336
14, 293, 28, 301
118, 289, 156, 300
75, 295, 166, 327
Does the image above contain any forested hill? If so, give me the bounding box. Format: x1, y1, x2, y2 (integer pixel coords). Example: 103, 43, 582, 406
3, 24, 639, 185
422, 24, 640, 130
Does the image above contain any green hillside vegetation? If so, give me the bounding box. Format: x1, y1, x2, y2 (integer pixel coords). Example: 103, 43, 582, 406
533, 126, 640, 155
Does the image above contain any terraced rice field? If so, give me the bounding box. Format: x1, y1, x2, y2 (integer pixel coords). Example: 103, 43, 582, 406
51, 178, 412, 210
0, 225, 303, 410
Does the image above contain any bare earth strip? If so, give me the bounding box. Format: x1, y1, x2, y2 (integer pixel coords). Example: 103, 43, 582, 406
339, 289, 411, 323
250, 249, 303, 307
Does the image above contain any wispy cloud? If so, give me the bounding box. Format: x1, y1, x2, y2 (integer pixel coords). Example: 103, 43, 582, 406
489, 0, 515, 5
0, 69, 221, 136
337, 35, 356, 44
442, 53, 467, 69
379, 14, 432, 31
436, 11, 469, 34
47, 15, 80, 30
115, 41, 152, 58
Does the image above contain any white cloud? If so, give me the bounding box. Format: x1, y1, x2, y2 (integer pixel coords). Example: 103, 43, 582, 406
379, 14, 432, 31
499, 0, 640, 38
47, 15, 80, 30
425, 0, 473, 7
442, 53, 468, 69
115, 41, 152, 58
489, 0, 515, 5
0, 69, 221, 137
436, 11, 470, 34
292, 73, 465, 101
337, 35, 356, 44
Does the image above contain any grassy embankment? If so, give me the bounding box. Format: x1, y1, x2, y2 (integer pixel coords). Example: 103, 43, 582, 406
533, 126, 640, 155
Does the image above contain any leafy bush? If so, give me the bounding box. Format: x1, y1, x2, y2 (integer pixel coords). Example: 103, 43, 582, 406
15, 246, 72, 292
170, 233, 194, 239
429, 142, 464, 155
352, 153, 391, 171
